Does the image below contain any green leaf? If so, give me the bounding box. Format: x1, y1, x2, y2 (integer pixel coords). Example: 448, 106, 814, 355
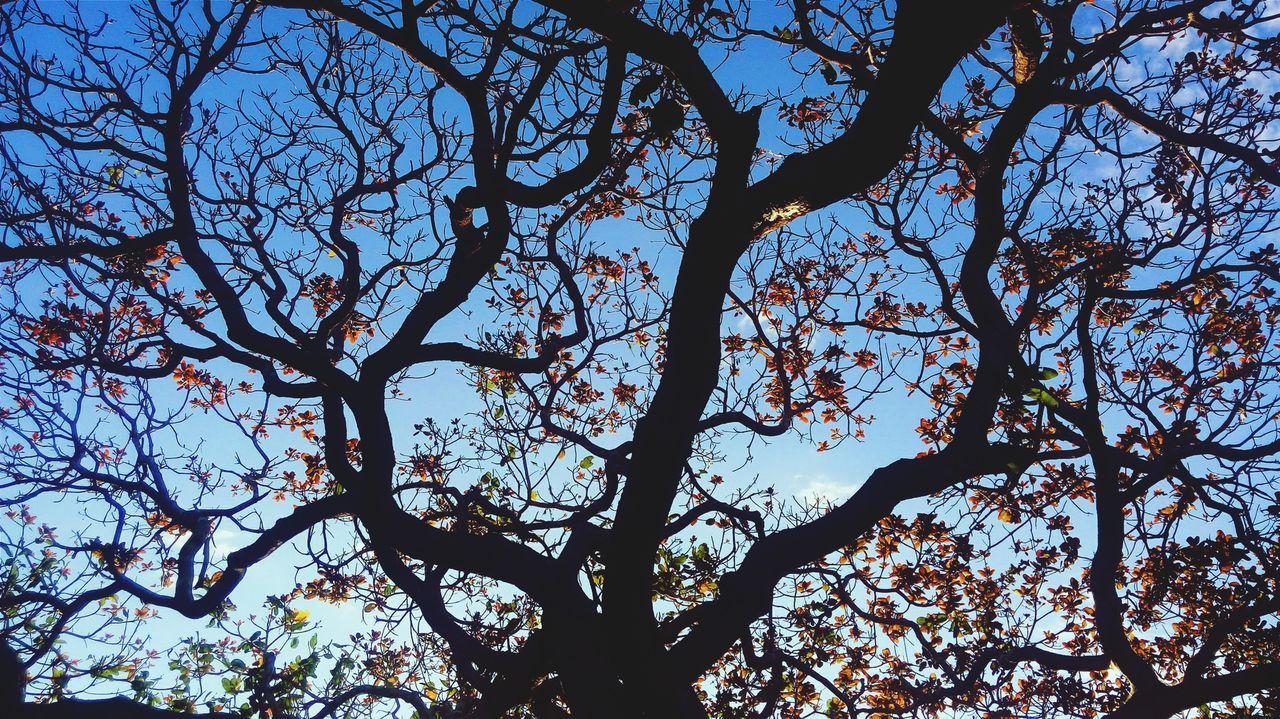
1024, 387, 1059, 407
1038, 367, 1059, 380
578, 457, 594, 469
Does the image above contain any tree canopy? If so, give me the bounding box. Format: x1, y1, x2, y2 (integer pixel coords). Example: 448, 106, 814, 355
2, 1, 1280, 718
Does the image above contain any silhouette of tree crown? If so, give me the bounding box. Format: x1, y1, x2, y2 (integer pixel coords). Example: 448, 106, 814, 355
1, 1, 1279, 718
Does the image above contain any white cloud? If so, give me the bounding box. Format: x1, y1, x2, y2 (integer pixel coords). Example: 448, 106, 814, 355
793, 474, 858, 505
211, 526, 242, 560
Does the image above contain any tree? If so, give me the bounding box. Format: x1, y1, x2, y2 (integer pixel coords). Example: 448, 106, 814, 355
1, 0, 1279, 717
